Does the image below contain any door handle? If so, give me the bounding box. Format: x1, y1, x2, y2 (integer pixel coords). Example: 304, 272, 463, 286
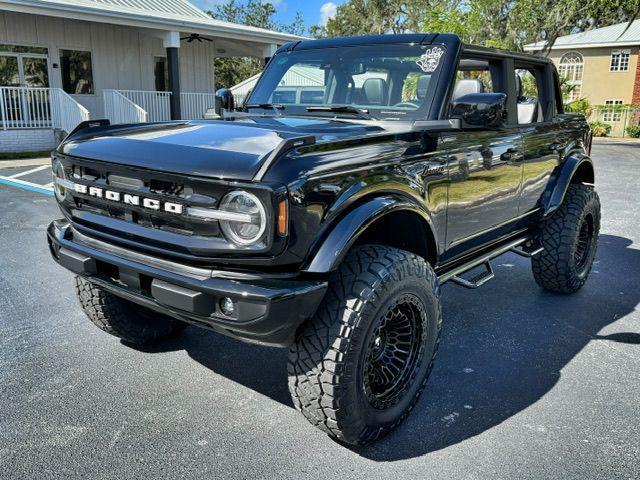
549, 142, 563, 152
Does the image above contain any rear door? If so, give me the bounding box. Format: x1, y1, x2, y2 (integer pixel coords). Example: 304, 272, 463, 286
442, 53, 523, 251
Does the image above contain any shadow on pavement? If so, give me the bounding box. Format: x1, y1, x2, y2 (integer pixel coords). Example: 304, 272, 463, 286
133, 234, 640, 460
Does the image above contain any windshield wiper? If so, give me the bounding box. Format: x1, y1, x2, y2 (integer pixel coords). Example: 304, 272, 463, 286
244, 103, 285, 115
306, 105, 372, 119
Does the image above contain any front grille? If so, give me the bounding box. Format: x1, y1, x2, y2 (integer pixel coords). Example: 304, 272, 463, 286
55, 155, 276, 260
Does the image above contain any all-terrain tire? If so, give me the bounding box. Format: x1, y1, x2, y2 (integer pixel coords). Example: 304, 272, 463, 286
532, 184, 600, 293
75, 276, 187, 345
287, 245, 442, 446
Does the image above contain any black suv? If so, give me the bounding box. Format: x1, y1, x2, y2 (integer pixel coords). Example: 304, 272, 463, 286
47, 34, 600, 446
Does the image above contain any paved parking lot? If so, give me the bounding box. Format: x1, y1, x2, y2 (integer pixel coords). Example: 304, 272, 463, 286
1, 143, 638, 480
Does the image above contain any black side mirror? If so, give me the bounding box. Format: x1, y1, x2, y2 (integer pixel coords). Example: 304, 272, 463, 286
215, 88, 235, 113
450, 93, 508, 129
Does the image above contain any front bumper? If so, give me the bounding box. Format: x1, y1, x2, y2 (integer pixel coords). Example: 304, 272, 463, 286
47, 220, 327, 346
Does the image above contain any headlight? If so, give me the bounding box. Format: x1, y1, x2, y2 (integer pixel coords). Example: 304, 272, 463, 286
218, 190, 267, 245
52, 158, 67, 202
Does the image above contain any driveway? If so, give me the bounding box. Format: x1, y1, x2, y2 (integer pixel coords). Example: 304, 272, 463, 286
1, 144, 638, 479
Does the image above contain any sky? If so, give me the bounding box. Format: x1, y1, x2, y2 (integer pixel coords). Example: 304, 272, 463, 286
191, 0, 345, 31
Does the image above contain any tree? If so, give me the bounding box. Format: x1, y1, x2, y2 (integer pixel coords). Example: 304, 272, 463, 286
209, 0, 305, 89
310, 0, 640, 55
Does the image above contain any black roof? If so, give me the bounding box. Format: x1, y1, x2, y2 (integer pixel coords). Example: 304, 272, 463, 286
275, 33, 549, 64
277, 33, 461, 54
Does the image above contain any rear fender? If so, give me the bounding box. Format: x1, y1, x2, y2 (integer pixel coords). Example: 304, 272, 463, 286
543, 153, 594, 216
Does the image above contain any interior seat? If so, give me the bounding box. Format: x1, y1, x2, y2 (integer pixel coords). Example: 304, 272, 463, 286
452, 79, 484, 100
361, 78, 388, 105
515, 75, 544, 124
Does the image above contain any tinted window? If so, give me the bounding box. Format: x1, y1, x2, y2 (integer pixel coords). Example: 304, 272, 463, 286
60, 50, 94, 94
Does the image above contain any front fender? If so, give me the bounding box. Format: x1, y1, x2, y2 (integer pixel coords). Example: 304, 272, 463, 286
543, 153, 594, 216
302, 196, 435, 273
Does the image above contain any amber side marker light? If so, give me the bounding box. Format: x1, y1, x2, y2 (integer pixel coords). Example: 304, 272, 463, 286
278, 200, 288, 235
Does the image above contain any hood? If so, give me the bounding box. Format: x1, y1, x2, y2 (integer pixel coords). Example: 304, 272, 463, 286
60, 117, 388, 181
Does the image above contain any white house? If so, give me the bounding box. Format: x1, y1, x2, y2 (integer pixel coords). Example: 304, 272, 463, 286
0, 0, 302, 152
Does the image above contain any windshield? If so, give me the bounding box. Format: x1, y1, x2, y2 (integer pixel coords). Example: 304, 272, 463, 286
246, 44, 447, 121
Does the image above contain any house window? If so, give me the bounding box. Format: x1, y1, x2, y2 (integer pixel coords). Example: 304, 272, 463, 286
60, 50, 94, 94
0, 44, 48, 55
154, 56, 169, 91
610, 49, 630, 72
603, 100, 623, 122
558, 52, 583, 102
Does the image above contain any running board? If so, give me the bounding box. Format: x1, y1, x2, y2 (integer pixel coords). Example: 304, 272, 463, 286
510, 245, 544, 258
438, 235, 530, 285
451, 261, 494, 289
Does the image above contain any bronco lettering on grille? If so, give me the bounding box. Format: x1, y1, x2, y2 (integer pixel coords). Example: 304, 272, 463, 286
72, 183, 183, 214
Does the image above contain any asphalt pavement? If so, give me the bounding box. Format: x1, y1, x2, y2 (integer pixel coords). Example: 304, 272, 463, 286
0, 144, 638, 479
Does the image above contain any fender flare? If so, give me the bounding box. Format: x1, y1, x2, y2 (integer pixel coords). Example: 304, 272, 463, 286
543, 153, 594, 216
303, 195, 437, 273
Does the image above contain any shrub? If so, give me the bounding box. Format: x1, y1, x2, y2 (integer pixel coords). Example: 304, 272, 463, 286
589, 121, 612, 137
565, 98, 593, 118
625, 124, 640, 138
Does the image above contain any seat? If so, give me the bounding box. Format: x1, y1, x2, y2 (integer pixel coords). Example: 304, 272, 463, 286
515, 74, 544, 124
452, 79, 484, 100
361, 78, 388, 105
417, 75, 430, 99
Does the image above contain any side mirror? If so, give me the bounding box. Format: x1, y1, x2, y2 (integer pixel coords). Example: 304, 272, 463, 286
215, 88, 235, 113
450, 93, 508, 129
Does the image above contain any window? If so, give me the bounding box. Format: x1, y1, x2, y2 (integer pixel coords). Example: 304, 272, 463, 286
154, 56, 169, 91
60, 50, 94, 94
0, 44, 48, 54
515, 68, 542, 124
249, 44, 445, 121
610, 49, 630, 72
558, 52, 583, 101
603, 99, 623, 122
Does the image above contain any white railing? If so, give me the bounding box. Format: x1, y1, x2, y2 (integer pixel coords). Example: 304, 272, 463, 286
1, 86, 89, 133
103, 90, 147, 124
50, 89, 90, 134
119, 90, 171, 123
181, 92, 217, 120
1, 86, 52, 129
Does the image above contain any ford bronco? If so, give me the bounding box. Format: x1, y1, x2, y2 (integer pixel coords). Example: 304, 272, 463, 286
47, 34, 600, 446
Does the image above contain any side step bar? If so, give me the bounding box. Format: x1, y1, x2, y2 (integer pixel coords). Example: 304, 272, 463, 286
451, 262, 494, 289
510, 245, 544, 258
438, 235, 531, 286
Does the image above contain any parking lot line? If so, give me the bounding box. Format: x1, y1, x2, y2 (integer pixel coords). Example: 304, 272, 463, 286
7, 165, 50, 179
0, 175, 54, 196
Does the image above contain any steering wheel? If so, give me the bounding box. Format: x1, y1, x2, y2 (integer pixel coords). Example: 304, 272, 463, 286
392, 102, 419, 109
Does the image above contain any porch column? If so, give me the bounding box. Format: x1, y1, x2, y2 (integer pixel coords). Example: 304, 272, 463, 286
262, 44, 278, 67
164, 31, 181, 120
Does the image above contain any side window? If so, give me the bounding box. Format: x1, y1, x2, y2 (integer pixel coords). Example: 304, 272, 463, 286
515, 68, 543, 125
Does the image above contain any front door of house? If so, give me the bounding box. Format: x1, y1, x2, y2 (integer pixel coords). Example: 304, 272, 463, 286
0, 51, 50, 126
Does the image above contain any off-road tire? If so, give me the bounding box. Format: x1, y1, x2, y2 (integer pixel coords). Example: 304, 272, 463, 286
287, 245, 442, 446
75, 276, 187, 345
532, 184, 600, 293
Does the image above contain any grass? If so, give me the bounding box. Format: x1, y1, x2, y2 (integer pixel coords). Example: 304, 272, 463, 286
0, 150, 52, 160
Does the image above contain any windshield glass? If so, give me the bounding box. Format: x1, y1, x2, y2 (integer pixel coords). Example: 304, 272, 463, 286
246, 44, 447, 121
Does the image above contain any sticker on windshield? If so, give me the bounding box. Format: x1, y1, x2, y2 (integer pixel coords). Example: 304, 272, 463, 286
416, 47, 444, 73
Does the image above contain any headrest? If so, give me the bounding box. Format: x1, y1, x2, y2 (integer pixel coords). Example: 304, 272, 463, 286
362, 78, 388, 105
453, 79, 484, 100
417, 75, 430, 99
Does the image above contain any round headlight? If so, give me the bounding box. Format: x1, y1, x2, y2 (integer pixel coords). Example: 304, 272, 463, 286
219, 191, 267, 246
52, 158, 67, 202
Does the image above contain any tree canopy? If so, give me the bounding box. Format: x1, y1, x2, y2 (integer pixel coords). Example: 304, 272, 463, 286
208, 0, 304, 89
311, 0, 640, 54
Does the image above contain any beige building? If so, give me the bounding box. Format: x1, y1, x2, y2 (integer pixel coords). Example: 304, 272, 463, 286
525, 21, 640, 136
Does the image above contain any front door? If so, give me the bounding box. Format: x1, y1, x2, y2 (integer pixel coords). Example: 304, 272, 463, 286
0, 52, 50, 126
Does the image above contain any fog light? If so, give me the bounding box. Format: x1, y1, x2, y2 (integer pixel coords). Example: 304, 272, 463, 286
220, 297, 235, 316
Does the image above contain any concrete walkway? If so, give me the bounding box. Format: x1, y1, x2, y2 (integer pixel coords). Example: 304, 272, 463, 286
0, 157, 51, 168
